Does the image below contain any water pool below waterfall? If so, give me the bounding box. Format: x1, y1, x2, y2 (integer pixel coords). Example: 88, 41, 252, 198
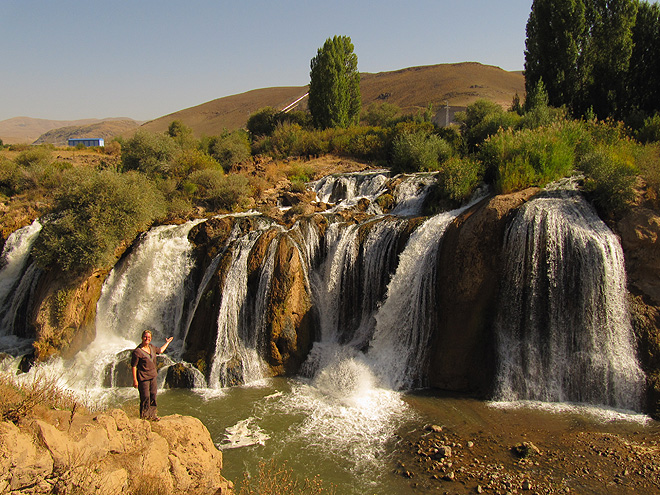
134, 379, 655, 495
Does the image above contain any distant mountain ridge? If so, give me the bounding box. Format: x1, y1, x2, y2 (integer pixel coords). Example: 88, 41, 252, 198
33, 119, 140, 146
1, 62, 525, 144
0, 117, 140, 145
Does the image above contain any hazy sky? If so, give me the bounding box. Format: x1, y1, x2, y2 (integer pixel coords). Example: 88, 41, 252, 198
1, 0, 533, 122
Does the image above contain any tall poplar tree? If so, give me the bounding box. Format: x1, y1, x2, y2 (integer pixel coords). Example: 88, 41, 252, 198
627, 1, 660, 117
524, 0, 638, 119
309, 35, 361, 129
582, 0, 638, 118
524, 0, 586, 113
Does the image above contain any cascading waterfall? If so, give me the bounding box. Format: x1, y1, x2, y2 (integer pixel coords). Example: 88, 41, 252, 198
367, 197, 481, 390
390, 172, 438, 216
494, 184, 645, 410
313, 170, 389, 210
208, 223, 282, 388
0, 173, 649, 419
310, 216, 409, 349
0, 219, 43, 354
74, 220, 204, 389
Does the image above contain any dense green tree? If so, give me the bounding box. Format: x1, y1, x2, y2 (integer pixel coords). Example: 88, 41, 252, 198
582, 0, 638, 118
524, 0, 586, 113
627, 1, 660, 118
121, 130, 177, 177
525, 0, 638, 118
308, 35, 361, 129
246, 107, 281, 137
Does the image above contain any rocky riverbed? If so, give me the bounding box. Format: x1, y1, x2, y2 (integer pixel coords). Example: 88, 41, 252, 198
393, 396, 660, 495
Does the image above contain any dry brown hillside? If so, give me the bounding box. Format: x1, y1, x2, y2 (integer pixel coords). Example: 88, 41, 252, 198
33, 119, 140, 146
0, 117, 139, 145
139, 62, 525, 137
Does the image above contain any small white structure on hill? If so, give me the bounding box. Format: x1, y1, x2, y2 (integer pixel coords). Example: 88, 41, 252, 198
68, 138, 104, 147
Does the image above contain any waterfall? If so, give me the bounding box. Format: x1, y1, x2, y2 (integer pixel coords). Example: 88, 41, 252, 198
390, 173, 438, 216
73, 220, 204, 389
313, 170, 389, 207
367, 198, 479, 390
311, 217, 408, 349
494, 185, 645, 410
208, 227, 279, 388
0, 219, 42, 353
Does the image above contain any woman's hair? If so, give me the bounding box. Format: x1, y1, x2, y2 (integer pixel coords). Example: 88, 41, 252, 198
142, 329, 153, 339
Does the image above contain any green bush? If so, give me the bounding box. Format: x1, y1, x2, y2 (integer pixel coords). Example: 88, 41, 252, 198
247, 107, 281, 137
32, 169, 166, 273
207, 131, 252, 171
121, 130, 177, 177
286, 162, 316, 182
636, 143, 660, 201
481, 126, 575, 194
391, 130, 453, 173
636, 113, 660, 143
186, 169, 252, 211
437, 156, 484, 203
14, 146, 52, 168
172, 148, 222, 177
361, 102, 401, 127
455, 99, 520, 151
578, 143, 638, 214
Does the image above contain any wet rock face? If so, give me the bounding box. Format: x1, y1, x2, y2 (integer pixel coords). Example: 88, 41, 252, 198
265, 234, 317, 375
429, 188, 540, 395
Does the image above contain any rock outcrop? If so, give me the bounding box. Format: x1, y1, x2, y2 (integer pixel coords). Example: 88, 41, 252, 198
0, 410, 233, 494
616, 206, 660, 418
31, 269, 109, 362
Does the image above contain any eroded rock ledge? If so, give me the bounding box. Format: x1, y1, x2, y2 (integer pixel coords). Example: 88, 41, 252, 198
0, 410, 233, 494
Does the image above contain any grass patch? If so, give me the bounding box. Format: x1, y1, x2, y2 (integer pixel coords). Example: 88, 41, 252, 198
0, 371, 90, 424
238, 459, 336, 495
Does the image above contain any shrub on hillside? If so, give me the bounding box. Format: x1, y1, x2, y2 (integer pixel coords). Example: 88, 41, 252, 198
361, 102, 401, 127
247, 107, 281, 137
636, 113, 660, 144
481, 126, 575, 194
437, 156, 484, 203
455, 99, 521, 152
636, 143, 660, 203
391, 130, 453, 173
206, 131, 252, 171
121, 130, 177, 177
328, 126, 391, 161
186, 169, 252, 211
172, 148, 222, 177
578, 143, 638, 214
32, 169, 166, 273
14, 146, 52, 169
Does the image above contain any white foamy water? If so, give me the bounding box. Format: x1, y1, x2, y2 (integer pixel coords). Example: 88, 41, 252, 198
274, 345, 410, 473
494, 184, 645, 410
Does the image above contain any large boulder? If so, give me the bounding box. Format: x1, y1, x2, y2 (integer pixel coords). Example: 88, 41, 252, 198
0, 409, 233, 495
616, 206, 660, 419
428, 188, 540, 394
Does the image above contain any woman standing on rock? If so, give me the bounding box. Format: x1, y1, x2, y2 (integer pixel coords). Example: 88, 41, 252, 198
131, 329, 173, 421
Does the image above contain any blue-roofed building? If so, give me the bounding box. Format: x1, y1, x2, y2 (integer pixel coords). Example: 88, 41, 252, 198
68, 138, 105, 148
